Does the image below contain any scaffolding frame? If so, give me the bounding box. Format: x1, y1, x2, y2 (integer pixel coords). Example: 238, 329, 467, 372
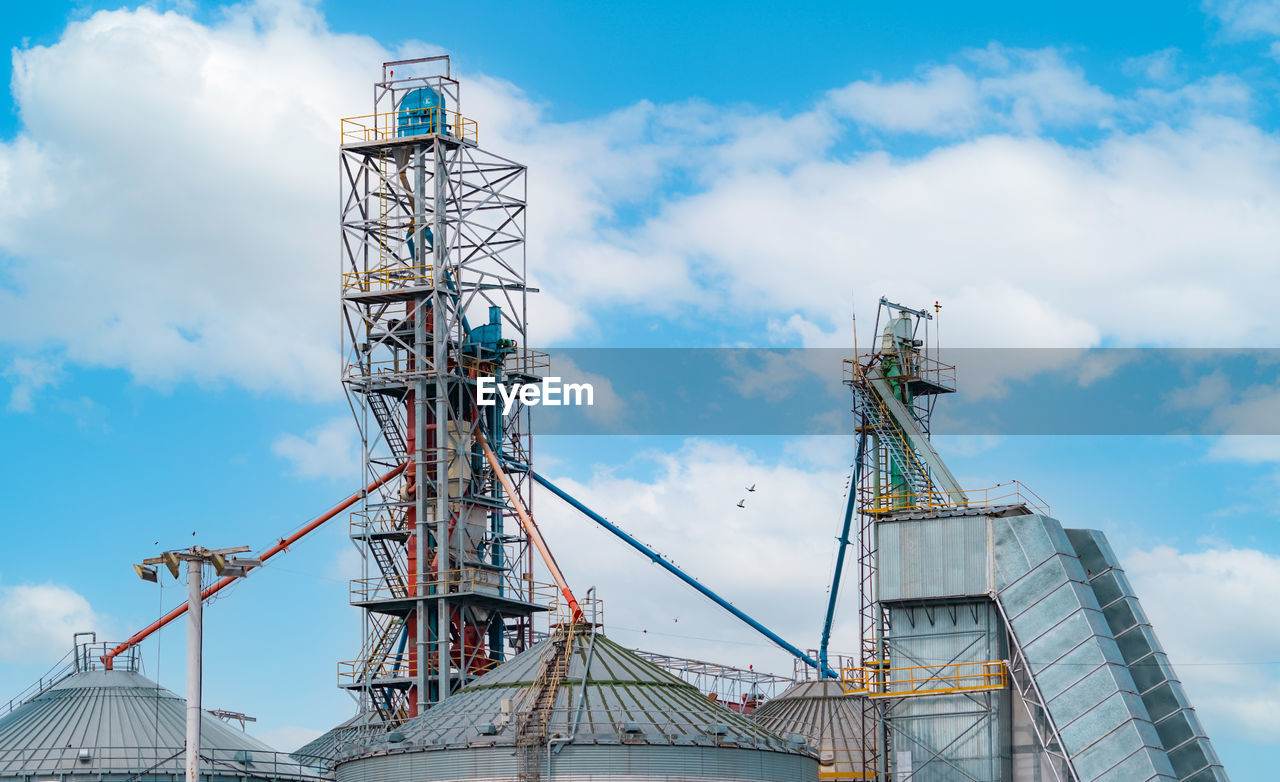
338, 57, 543, 731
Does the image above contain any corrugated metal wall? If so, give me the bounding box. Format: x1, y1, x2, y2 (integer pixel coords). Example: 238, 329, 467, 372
884, 600, 1008, 782
336, 743, 816, 781
877, 516, 992, 601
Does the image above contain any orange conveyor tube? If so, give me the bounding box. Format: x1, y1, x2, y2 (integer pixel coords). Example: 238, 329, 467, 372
102, 461, 409, 669
475, 430, 583, 623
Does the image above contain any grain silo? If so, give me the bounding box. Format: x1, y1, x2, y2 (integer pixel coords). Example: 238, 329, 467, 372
753, 674, 867, 779
0, 637, 324, 782
335, 622, 818, 781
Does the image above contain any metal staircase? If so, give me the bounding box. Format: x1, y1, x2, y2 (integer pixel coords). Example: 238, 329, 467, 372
366, 391, 407, 460
515, 626, 576, 781
369, 536, 407, 596
857, 381, 940, 507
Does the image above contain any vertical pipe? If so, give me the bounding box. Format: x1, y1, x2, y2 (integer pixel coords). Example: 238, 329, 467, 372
432, 139, 450, 703
186, 557, 202, 782
819, 429, 866, 677
413, 143, 430, 711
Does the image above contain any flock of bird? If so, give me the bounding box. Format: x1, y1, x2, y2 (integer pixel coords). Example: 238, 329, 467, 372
736, 483, 756, 508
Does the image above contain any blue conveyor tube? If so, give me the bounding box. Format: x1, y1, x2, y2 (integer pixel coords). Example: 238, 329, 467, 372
818, 428, 866, 678
511, 461, 838, 679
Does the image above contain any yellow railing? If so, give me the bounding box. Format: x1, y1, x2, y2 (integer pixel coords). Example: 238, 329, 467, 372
842, 660, 1007, 698
461, 347, 551, 378
844, 350, 956, 393
338, 653, 415, 685
341, 108, 478, 145
343, 263, 433, 293
861, 481, 1049, 517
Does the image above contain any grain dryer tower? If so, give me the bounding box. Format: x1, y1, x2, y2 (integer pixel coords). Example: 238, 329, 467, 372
337, 56, 547, 730
843, 298, 1228, 782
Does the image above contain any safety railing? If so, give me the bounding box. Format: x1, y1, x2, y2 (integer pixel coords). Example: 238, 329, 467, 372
841, 659, 1008, 698
461, 346, 551, 378
343, 263, 433, 294
341, 108, 478, 145
347, 350, 550, 384
349, 509, 407, 538
0, 746, 330, 780
860, 480, 1049, 517
350, 569, 556, 605
844, 350, 956, 394
505, 347, 551, 377
338, 653, 416, 686
2, 641, 140, 716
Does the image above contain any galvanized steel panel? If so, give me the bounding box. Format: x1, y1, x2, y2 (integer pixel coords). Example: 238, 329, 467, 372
995, 515, 1177, 781
1065, 528, 1229, 781
877, 515, 992, 601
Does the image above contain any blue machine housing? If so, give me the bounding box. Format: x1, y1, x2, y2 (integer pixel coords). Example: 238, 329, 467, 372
397, 87, 448, 137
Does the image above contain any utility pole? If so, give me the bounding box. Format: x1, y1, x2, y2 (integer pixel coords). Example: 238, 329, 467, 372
134, 546, 259, 782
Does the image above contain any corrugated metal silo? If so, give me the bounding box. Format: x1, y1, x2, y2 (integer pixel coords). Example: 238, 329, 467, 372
0, 638, 326, 782
336, 625, 818, 781
752, 678, 867, 779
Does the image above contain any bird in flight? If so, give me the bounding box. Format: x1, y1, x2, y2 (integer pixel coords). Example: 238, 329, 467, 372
746, 483, 756, 492
736, 499, 746, 508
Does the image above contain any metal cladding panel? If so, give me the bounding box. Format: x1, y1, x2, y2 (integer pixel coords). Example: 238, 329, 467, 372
336, 744, 817, 781
884, 601, 1006, 782
993, 515, 1176, 781
0, 669, 318, 781
751, 680, 865, 778
877, 515, 991, 601
1065, 528, 1230, 782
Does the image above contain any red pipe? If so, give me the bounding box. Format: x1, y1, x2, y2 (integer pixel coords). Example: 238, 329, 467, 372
102, 461, 409, 669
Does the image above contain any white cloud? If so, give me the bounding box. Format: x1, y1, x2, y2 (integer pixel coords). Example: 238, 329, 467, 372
3, 356, 61, 411
1204, 0, 1280, 38
828, 46, 1114, 136
1163, 373, 1280, 460
827, 65, 981, 134
1127, 544, 1280, 741
3, 2, 1280, 407
546, 355, 626, 426
534, 438, 855, 673
0, 583, 110, 663
273, 416, 359, 479
1124, 48, 1184, 83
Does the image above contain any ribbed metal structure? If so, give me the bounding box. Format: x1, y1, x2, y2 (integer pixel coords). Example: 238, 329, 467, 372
752, 679, 867, 779
336, 630, 817, 781
294, 713, 376, 765
0, 646, 324, 782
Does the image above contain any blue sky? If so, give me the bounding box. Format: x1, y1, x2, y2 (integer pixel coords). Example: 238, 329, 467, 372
2, 0, 1280, 777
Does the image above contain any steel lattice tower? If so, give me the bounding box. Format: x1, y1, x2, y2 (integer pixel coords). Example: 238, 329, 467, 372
337, 56, 546, 726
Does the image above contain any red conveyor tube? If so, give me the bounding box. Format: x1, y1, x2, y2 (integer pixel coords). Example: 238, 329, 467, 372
475, 430, 583, 623
102, 461, 409, 669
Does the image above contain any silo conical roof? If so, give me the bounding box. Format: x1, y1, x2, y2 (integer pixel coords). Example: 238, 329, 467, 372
383, 629, 798, 751
752, 678, 867, 779
292, 712, 377, 764
337, 627, 818, 781
0, 646, 323, 781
